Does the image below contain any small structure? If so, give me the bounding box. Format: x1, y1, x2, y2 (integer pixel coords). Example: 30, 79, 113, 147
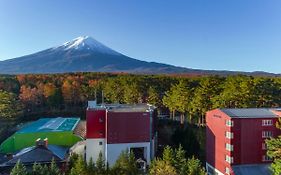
86, 102, 157, 166
0, 117, 83, 153
0, 138, 68, 173
206, 108, 281, 175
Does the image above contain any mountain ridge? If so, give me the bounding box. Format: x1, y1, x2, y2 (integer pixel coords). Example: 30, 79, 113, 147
0, 36, 279, 76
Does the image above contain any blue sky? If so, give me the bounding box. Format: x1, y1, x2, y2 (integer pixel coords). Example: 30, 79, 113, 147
0, 0, 281, 73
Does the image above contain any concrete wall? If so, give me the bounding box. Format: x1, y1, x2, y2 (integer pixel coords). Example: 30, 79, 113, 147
86, 138, 105, 162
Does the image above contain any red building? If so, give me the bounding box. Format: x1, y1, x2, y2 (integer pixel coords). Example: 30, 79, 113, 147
86, 102, 157, 166
206, 108, 281, 175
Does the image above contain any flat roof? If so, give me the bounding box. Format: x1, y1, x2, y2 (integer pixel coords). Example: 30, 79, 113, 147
220, 108, 278, 118
18, 117, 80, 133
88, 103, 156, 112
232, 164, 271, 175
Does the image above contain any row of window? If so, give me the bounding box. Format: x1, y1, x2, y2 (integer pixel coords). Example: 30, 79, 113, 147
263, 155, 272, 161
225, 119, 273, 127
262, 119, 273, 126
262, 131, 273, 138
225, 131, 272, 139
225, 154, 271, 164
224, 155, 272, 175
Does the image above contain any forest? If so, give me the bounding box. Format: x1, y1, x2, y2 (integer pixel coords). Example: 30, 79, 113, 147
1, 72, 281, 174
1, 73, 281, 123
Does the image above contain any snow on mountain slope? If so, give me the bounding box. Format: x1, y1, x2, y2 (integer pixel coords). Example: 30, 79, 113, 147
56, 36, 122, 56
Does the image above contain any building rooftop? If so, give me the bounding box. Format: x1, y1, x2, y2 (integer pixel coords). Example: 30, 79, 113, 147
220, 108, 279, 118
232, 164, 271, 175
18, 117, 80, 133
0, 144, 68, 167
88, 103, 156, 113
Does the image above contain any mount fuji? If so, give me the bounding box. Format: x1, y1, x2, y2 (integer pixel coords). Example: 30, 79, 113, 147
0, 36, 197, 74
0, 36, 277, 76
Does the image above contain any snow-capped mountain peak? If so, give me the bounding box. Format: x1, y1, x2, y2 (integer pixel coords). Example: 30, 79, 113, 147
60, 36, 121, 56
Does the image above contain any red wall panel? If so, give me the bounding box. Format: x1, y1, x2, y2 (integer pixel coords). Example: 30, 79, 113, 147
106, 112, 150, 144
238, 118, 281, 164
207, 109, 281, 175
206, 109, 232, 174
86, 109, 106, 138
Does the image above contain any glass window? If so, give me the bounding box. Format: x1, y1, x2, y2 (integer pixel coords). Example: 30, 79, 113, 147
225, 167, 230, 175
226, 120, 234, 127
226, 143, 234, 151
225, 155, 234, 164
262, 131, 273, 138
226, 132, 234, 139
262, 155, 272, 161
262, 120, 273, 126
262, 143, 267, 150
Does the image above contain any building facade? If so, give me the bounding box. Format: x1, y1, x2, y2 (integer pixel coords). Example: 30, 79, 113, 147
206, 108, 281, 175
86, 102, 157, 166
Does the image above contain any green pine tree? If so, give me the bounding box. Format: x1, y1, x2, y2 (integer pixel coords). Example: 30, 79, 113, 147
185, 156, 205, 175
96, 152, 106, 175
162, 146, 174, 165
174, 145, 187, 175
86, 157, 96, 175
49, 158, 61, 175
111, 149, 138, 175
10, 160, 28, 175
149, 159, 177, 175
32, 162, 44, 175
70, 155, 86, 175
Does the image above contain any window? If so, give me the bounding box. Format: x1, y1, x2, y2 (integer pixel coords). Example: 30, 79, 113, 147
262, 143, 267, 150
225, 155, 233, 164
263, 155, 272, 161
262, 131, 273, 138
262, 120, 273, 126
226, 132, 234, 139
99, 141, 103, 145
225, 167, 230, 175
226, 143, 234, 151
226, 120, 234, 127
99, 117, 104, 123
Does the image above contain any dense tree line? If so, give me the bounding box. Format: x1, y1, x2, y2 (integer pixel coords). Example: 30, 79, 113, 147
10, 159, 60, 175
266, 118, 281, 175
11, 146, 205, 175
1, 73, 281, 125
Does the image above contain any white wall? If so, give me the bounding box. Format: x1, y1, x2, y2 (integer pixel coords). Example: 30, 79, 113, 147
86, 138, 105, 162
106, 142, 151, 166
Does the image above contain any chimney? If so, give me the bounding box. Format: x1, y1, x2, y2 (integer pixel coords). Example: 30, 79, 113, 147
35, 138, 48, 148
44, 138, 48, 147
6, 153, 13, 160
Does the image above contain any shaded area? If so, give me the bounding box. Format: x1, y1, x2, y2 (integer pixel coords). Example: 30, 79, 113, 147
157, 120, 205, 162
232, 164, 271, 175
